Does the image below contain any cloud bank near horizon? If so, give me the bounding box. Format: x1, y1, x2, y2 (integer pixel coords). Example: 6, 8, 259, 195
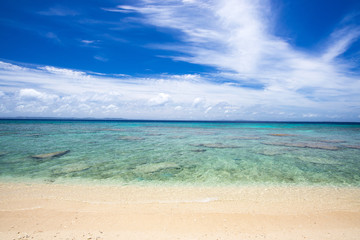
0, 59, 359, 121
0, 0, 360, 121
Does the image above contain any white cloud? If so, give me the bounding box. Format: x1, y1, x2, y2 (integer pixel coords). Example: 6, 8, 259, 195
19, 88, 44, 99
102, 5, 137, 13
80, 40, 101, 48
1, 1, 359, 121
0, 104, 8, 113
0, 61, 26, 71
0, 0, 360, 120
0, 58, 359, 120
19, 89, 58, 102
302, 113, 318, 118
122, 0, 360, 105
38, 6, 79, 16
148, 93, 171, 106
94, 55, 108, 62
45, 32, 61, 43
204, 106, 212, 114
39, 66, 87, 78
81, 40, 95, 44
15, 103, 48, 113
192, 97, 205, 107
53, 104, 73, 114
102, 104, 119, 112
322, 27, 360, 62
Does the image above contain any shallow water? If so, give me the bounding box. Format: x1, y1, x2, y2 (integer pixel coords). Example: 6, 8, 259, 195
0, 120, 359, 187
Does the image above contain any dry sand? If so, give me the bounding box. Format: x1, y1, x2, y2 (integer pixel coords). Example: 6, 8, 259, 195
0, 182, 359, 239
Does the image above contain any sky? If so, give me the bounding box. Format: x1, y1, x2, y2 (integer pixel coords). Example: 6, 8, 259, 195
0, 0, 360, 121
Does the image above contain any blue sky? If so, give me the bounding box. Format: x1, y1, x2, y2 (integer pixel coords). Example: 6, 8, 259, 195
0, 0, 360, 121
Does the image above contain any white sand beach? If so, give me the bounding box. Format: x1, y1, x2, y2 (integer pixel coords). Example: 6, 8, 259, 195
0, 183, 360, 239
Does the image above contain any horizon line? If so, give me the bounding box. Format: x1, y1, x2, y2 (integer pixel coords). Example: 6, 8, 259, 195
0, 117, 359, 124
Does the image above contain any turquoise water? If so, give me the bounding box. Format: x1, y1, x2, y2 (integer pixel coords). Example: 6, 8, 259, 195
0, 120, 360, 187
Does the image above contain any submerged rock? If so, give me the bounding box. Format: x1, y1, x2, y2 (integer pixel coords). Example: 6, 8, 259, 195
297, 142, 339, 150
103, 128, 126, 132
318, 139, 346, 143
268, 134, 294, 137
31, 150, 70, 159
346, 145, 360, 149
117, 136, 145, 140
23, 134, 42, 137
134, 162, 180, 174
52, 163, 91, 174
145, 133, 163, 136
258, 150, 283, 156
297, 156, 341, 165
262, 142, 339, 150
191, 149, 207, 153
169, 136, 186, 139
228, 136, 261, 140
191, 143, 242, 149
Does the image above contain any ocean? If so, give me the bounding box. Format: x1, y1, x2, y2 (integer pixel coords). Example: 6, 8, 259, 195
0, 120, 359, 187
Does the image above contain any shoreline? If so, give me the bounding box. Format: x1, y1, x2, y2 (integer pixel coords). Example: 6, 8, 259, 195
2, 175, 360, 188
1, 182, 360, 239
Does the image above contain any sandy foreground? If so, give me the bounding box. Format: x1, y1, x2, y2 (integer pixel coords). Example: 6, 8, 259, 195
0, 182, 359, 240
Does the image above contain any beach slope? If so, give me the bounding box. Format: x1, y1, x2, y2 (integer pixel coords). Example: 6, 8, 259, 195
0, 183, 359, 240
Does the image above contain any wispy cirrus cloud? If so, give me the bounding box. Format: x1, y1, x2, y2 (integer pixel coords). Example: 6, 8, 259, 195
322, 26, 360, 62
38, 6, 80, 16
114, 0, 360, 84
102, 0, 360, 120
94, 55, 108, 62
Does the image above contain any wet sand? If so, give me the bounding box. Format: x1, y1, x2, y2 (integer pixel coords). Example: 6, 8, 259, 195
0, 182, 359, 239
